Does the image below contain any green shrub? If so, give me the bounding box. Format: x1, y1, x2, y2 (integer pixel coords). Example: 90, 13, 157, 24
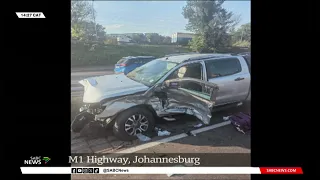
71, 43, 190, 67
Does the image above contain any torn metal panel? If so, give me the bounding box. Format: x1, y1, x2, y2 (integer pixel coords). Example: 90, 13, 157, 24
96, 78, 219, 125
157, 89, 214, 124
96, 92, 155, 119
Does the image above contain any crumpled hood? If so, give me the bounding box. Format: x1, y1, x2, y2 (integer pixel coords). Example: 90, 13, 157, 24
79, 74, 149, 103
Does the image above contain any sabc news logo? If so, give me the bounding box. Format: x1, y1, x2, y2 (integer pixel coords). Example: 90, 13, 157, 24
24, 156, 51, 165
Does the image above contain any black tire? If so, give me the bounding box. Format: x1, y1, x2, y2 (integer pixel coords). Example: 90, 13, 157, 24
71, 112, 94, 133
113, 106, 155, 141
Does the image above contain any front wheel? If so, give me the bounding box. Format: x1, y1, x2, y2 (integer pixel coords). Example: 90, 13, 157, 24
113, 106, 155, 141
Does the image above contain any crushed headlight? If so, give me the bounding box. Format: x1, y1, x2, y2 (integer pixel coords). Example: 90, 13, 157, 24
93, 105, 106, 115
94, 117, 111, 123
79, 104, 106, 115
95, 108, 104, 114
106, 118, 112, 124
79, 105, 88, 112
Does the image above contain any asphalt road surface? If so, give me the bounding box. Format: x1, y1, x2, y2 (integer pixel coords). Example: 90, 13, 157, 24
71, 104, 251, 180
71, 67, 251, 179
72, 125, 251, 180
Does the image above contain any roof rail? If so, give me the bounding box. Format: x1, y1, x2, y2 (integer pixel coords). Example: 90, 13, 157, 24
135, 56, 155, 58
123, 56, 155, 59
165, 52, 199, 57
186, 53, 233, 62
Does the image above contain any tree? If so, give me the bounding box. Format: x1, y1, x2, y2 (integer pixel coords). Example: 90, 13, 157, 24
231, 23, 251, 47
71, 1, 95, 24
188, 34, 206, 52
81, 21, 106, 42
145, 33, 162, 44
71, 1, 95, 35
162, 36, 172, 44
131, 34, 147, 44
71, 1, 105, 42
182, 0, 240, 52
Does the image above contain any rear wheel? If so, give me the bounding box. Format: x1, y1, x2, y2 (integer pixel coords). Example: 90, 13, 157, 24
113, 106, 155, 141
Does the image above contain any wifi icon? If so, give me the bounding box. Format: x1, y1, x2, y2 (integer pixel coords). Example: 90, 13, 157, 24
42, 157, 51, 164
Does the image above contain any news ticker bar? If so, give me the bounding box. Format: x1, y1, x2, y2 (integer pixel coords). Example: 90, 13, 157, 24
20, 167, 303, 175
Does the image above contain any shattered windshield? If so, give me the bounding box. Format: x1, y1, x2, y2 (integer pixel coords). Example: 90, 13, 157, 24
126, 59, 178, 87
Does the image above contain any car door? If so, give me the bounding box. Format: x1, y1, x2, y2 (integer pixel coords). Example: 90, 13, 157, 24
153, 77, 219, 125
205, 57, 249, 105
131, 58, 141, 70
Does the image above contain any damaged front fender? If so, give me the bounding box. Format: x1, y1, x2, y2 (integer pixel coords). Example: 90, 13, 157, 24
96, 78, 219, 125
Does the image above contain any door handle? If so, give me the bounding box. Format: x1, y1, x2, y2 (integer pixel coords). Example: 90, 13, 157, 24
234, 77, 245, 81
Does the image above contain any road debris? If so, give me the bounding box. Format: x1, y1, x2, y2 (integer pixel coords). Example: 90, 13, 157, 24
155, 127, 171, 136
157, 130, 171, 136
136, 133, 151, 142
237, 102, 243, 106
230, 112, 251, 134
163, 117, 176, 121
223, 116, 231, 121
193, 123, 203, 128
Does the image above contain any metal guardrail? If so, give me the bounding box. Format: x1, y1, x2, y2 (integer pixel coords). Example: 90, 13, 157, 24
71, 87, 83, 91
71, 94, 83, 97
71, 90, 83, 97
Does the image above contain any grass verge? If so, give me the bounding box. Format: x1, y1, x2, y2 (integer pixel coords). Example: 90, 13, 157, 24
71, 44, 190, 67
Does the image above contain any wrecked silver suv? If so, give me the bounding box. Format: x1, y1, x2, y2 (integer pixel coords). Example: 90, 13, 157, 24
71, 53, 251, 141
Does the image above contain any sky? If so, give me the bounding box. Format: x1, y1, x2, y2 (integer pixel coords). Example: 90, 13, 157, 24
94, 1, 250, 36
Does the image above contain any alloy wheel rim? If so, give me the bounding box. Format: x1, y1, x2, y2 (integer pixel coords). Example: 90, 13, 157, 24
124, 114, 149, 136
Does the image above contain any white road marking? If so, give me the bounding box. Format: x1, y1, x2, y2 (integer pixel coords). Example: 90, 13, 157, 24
73, 121, 232, 166
190, 121, 231, 134
113, 121, 231, 155
113, 133, 189, 155
71, 94, 83, 97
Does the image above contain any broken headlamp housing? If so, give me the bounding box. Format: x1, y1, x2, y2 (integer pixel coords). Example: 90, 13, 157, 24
94, 107, 105, 114
79, 105, 89, 112
79, 104, 106, 115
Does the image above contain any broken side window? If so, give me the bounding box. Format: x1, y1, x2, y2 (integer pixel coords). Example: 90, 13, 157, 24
166, 63, 203, 93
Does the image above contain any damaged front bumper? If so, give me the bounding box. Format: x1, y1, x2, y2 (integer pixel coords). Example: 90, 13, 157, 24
78, 103, 115, 128
79, 104, 104, 114
86, 78, 218, 125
